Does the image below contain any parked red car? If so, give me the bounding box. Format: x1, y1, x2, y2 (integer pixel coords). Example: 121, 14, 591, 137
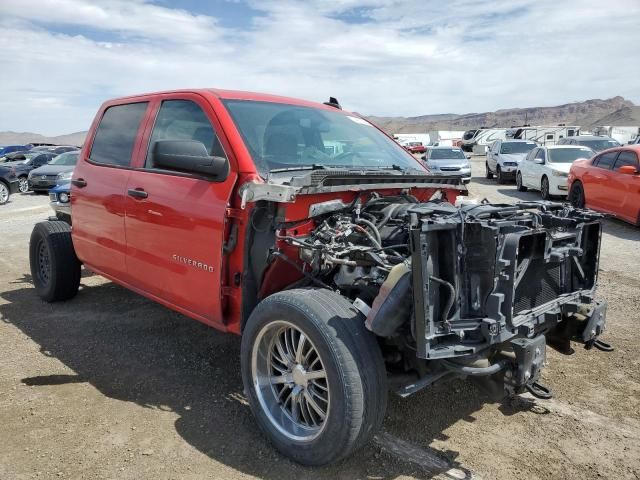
404, 141, 426, 154
568, 145, 640, 225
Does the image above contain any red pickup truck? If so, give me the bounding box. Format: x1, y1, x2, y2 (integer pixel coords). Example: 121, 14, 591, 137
29, 89, 610, 466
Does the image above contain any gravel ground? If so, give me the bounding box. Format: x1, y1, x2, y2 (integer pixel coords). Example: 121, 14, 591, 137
1, 164, 639, 480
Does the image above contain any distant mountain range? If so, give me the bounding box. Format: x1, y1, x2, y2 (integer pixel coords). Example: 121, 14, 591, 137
1, 97, 638, 145
0, 130, 86, 147
367, 96, 640, 134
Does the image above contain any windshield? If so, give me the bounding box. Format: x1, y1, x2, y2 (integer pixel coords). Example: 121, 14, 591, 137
223, 100, 423, 175
549, 148, 594, 163
49, 151, 79, 166
429, 148, 466, 160
500, 142, 536, 154
579, 139, 620, 151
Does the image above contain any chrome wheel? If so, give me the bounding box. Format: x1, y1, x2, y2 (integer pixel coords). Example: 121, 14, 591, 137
251, 320, 329, 442
18, 177, 29, 193
0, 183, 8, 204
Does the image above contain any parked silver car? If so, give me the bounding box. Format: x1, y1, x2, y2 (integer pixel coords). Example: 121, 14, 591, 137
422, 146, 471, 182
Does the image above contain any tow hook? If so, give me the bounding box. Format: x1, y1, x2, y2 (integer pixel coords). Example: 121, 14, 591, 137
525, 381, 553, 399
505, 335, 550, 398
585, 338, 614, 352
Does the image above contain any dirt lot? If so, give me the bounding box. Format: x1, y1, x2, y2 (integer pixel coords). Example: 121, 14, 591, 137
1, 161, 639, 480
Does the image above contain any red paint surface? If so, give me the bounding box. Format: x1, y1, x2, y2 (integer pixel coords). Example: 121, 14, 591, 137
569, 145, 640, 225
72, 88, 466, 335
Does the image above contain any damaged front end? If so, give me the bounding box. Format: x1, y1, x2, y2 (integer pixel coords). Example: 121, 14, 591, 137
276, 195, 609, 399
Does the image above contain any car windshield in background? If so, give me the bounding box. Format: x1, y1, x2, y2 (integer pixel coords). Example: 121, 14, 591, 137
430, 148, 466, 160
500, 142, 536, 154
223, 100, 422, 175
549, 148, 594, 163
580, 140, 619, 151
49, 151, 79, 166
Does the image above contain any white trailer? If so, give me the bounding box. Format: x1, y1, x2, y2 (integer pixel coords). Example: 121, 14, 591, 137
592, 126, 640, 144
393, 133, 431, 147
508, 126, 580, 145
469, 128, 508, 154
426, 130, 466, 147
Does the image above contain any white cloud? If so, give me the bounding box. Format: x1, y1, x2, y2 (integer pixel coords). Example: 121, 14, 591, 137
0, 0, 638, 135
0, 0, 226, 43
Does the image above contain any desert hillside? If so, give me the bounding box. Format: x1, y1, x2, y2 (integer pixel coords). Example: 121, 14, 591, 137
367, 96, 639, 133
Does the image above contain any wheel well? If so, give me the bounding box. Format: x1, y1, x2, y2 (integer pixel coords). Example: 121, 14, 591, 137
0, 178, 9, 188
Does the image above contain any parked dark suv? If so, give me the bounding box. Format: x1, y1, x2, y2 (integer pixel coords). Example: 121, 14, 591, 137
4, 152, 56, 192
0, 165, 20, 204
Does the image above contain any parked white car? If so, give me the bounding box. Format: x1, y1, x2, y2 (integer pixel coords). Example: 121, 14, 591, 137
485, 139, 537, 183
516, 145, 595, 199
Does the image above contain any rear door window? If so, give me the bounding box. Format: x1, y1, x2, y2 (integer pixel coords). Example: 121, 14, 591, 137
593, 151, 618, 170
613, 151, 639, 169
90, 102, 148, 167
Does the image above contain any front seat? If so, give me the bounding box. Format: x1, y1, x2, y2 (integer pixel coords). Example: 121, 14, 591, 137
264, 132, 298, 160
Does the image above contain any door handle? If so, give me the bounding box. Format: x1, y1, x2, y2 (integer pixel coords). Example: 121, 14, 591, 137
72, 178, 87, 188
127, 188, 148, 199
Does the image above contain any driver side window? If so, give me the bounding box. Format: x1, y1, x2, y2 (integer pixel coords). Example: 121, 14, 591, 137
526, 148, 537, 161
535, 149, 546, 161
145, 100, 226, 169
34, 155, 49, 167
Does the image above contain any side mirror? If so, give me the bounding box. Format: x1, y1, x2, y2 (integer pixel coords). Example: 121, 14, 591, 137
465, 155, 471, 159
533, 158, 545, 164
152, 140, 229, 181
618, 165, 639, 175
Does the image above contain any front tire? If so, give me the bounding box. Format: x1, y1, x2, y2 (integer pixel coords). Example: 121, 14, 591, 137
516, 172, 527, 192
241, 289, 387, 466
485, 162, 493, 179
0, 182, 9, 204
18, 176, 29, 193
541, 176, 551, 200
569, 181, 585, 208
496, 166, 505, 184
29, 221, 81, 302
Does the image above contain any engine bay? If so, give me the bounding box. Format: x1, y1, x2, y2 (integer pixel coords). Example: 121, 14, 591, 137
251, 193, 608, 396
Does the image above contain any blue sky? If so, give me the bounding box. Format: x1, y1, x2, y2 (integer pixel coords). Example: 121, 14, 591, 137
0, 0, 639, 135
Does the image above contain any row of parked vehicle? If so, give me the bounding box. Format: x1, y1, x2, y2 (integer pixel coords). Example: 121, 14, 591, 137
0, 144, 79, 205
483, 136, 639, 225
